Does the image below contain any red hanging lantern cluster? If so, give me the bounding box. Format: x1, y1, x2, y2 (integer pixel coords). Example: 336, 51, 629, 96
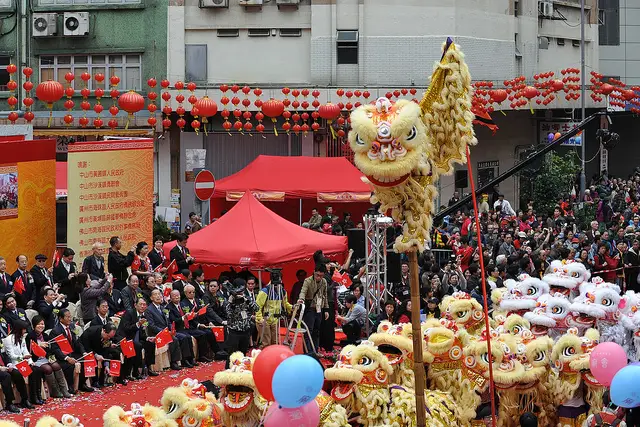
108, 74, 120, 129
63, 72, 75, 126
471, 81, 494, 115
532, 72, 558, 106
560, 68, 581, 101
161, 79, 172, 130
36, 80, 64, 127
195, 95, 218, 136
241, 85, 252, 133
6, 64, 18, 123
589, 71, 605, 103
175, 81, 186, 131
147, 78, 158, 129
92, 73, 105, 128
77, 72, 91, 128
22, 67, 34, 123
253, 87, 264, 135
220, 84, 231, 133
186, 82, 199, 134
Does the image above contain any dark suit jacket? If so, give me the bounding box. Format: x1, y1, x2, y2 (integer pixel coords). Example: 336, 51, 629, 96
145, 303, 170, 336
169, 245, 193, 272
120, 286, 143, 312
53, 261, 78, 302
2, 308, 31, 330
148, 249, 165, 270
51, 323, 85, 360
80, 325, 112, 357
166, 303, 187, 332
172, 280, 187, 299
116, 309, 148, 342
11, 269, 36, 307
37, 300, 68, 331
30, 265, 54, 301
104, 289, 124, 317
81, 256, 106, 281
89, 315, 111, 328
180, 298, 206, 329
107, 249, 134, 282
0, 271, 13, 298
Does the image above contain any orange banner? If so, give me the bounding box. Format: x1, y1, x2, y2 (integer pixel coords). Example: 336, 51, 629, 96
316, 192, 371, 203
67, 139, 154, 263
225, 191, 285, 202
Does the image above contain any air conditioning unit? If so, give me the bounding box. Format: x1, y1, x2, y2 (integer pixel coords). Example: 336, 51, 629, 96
239, 0, 263, 7
32, 13, 58, 37
63, 12, 89, 36
539, 1, 554, 18
199, 0, 228, 7
276, 0, 300, 7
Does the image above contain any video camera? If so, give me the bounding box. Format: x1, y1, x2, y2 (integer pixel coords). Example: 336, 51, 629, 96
266, 268, 283, 285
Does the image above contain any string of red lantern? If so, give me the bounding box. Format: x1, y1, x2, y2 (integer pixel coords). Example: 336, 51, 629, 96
93, 73, 105, 128
187, 82, 199, 134
78, 72, 91, 128
22, 67, 34, 123
231, 84, 242, 132
161, 79, 172, 130
6, 64, 18, 123
220, 84, 231, 133
241, 85, 252, 133
63, 72, 75, 126
175, 81, 186, 131
253, 87, 264, 135
108, 75, 120, 130
147, 78, 158, 129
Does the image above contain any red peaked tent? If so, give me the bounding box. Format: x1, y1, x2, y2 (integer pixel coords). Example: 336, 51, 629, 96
166, 192, 347, 268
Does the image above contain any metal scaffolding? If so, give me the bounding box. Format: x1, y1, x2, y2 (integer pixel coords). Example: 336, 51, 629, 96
363, 213, 392, 335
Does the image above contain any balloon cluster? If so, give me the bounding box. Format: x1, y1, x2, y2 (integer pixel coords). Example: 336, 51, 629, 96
252, 345, 325, 427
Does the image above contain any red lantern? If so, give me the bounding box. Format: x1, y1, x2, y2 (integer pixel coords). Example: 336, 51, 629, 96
22, 67, 33, 77
23, 111, 34, 122
64, 72, 75, 84
23, 81, 33, 92
108, 119, 118, 129
600, 83, 615, 96
94, 104, 104, 114
147, 78, 157, 88
95, 73, 105, 82
8, 111, 18, 123
162, 118, 172, 128
262, 98, 285, 118
110, 75, 120, 86
7, 96, 17, 107
194, 96, 218, 123
118, 91, 145, 129
93, 118, 104, 128
187, 82, 197, 92
176, 117, 186, 130
6, 64, 16, 74
36, 80, 65, 127
23, 97, 34, 107
489, 89, 508, 104
63, 114, 74, 125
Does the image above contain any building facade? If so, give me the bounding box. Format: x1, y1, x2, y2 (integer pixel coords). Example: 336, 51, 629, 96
599, 0, 640, 84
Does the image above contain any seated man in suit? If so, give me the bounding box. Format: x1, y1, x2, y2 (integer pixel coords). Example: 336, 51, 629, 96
0, 256, 13, 299
37, 287, 68, 331
51, 308, 95, 394
53, 248, 78, 302
80, 322, 120, 388
181, 285, 219, 357
81, 242, 106, 281
30, 254, 54, 303
169, 233, 195, 272
167, 290, 211, 363
116, 297, 159, 379
2, 294, 31, 331
90, 299, 112, 327
121, 274, 144, 312
146, 288, 194, 370
12, 254, 36, 309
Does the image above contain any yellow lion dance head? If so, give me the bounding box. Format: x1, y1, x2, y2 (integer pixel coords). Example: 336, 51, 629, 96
160, 378, 222, 427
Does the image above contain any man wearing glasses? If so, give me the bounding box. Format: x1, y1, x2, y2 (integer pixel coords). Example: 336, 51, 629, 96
30, 254, 55, 303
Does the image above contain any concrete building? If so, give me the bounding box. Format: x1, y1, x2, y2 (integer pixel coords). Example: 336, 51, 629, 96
163, 0, 602, 223
599, 0, 640, 84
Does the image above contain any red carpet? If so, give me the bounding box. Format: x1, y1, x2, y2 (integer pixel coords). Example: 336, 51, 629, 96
5, 361, 225, 425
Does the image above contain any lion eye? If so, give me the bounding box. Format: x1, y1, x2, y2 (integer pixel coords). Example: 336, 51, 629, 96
534, 351, 546, 362
406, 126, 417, 141
359, 356, 372, 366
356, 134, 365, 146
601, 298, 613, 307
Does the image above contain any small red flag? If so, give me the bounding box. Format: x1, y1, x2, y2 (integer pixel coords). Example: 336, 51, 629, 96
170, 321, 176, 335
186, 311, 197, 321
13, 276, 24, 294
16, 360, 32, 377
115, 311, 126, 317
154, 263, 163, 273
166, 259, 178, 278
83, 354, 97, 377
332, 270, 342, 283
211, 326, 225, 342
53, 334, 73, 355
31, 341, 47, 358
120, 339, 136, 358
53, 249, 61, 268
108, 360, 121, 377
197, 304, 208, 316
155, 328, 173, 349
131, 255, 141, 271
172, 273, 187, 282
163, 286, 172, 298
339, 272, 352, 288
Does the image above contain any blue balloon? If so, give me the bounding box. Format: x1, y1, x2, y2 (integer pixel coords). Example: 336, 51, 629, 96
272, 355, 324, 408
548, 132, 555, 142
610, 365, 640, 408
575, 136, 582, 144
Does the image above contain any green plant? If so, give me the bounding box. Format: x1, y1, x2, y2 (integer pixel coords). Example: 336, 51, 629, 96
532, 152, 580, 215
153, 217, 172, 242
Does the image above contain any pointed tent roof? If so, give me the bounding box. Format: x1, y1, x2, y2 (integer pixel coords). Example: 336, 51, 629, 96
166, 192, 347, 268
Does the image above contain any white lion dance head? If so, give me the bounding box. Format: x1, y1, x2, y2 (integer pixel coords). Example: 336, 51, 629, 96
542, 260, 590, 298
498, 274, 549, 315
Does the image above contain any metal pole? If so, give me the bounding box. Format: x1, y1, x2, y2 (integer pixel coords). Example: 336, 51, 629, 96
579, 0, 587, 200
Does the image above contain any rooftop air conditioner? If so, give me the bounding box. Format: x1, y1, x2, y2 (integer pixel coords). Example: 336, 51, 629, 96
199, 0, 228, 7
32, 13, 58, 37
63, 12, 89, 36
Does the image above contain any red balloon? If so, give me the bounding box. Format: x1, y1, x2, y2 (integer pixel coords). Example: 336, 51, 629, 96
252, 345, 295, 402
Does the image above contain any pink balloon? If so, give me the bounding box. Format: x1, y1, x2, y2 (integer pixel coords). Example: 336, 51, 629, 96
264, 400, 320, 427
590, 342, 628, 387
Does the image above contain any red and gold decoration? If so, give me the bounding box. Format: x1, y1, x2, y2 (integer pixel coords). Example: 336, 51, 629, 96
93, 73, 105, 128
231, 84, 242, 132
63, 72, 75, 126
220, 84, 231, 133
253, 87, 264, 135
118, 90, 145, 129
6, 63, 18, 123
187, 81, 200, 134
147, 77, 158, 129
194, 95, 217, 136
161, 79, 172, 130
262, 98, 284, 137
78, 72, 91, 128
318, 102, 341, 138
22, 67, 34, 124
35, 79, 64, 127
175, 81, 186, 131
241, 85, 252, 133
108, 74, 120, 130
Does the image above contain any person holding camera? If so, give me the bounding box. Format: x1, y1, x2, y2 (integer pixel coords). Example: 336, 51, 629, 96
442, 261, 467, 292
256, 270, 292, 347
225, 278, 259, 364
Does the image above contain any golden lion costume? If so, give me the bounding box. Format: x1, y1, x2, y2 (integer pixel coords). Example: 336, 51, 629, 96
368, 321, 415, 388
104, 403, 178, 427
441, 291, 486, 336
160, 378, 223, 427
348, 39, 476, 252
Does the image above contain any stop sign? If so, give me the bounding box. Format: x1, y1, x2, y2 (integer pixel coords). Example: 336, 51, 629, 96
194, 169, 215, 201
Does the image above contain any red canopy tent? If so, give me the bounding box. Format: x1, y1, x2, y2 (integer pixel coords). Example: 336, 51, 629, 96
165, 192, 348, 270
211, 155, 372, 225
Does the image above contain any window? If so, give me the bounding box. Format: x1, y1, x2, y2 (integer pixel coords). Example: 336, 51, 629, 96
598, 0, 620, 46
0, 0, 11, 8
217, 29, 239, 37
514, 33, 522, 58
0, 56, 10, 91
337, 30, 358, 65
39, 54, 142, 90
572, 39, 581, 47
556, 37, 565, 46
185, 45, 207, 83
280, 28, 301, 37
248, 28, 270, 37
36, 0, 140, 5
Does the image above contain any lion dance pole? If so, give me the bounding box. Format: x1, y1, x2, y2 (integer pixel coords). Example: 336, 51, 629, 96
348, 37, 478, 427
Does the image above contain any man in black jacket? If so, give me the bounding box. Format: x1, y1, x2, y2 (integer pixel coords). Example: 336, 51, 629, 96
169, 233, 195, 272
107, 236, 135, 291
51, 308, 94, 394
37, 287, 68, 330
82, 242, 106, 281
80, 322, 119, 387
12, 254, 36, 309
53, 248, 78, 300
2, 294, 31, 331
0, 256, 12, 299
120, 275, 143, 312
166, 290, 211, 363
30, 254, 54, 303
116, 297, 159, 379
146, 288, 193, 370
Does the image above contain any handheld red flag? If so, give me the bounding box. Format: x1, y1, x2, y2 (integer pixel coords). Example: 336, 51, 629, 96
131, 255, 141, 271
108, 360, 121, 377
339, 272, 353, 288
186, 311, 197, 321
211, 326, 225, 342
53, 334, 73, 355
120, 339, 136, 358
172, 273, 187, 282
13, 276, 24, 295
331, 270, 342, 283
154, 263, 164, 273
166, 259, 178, 278
31, 341, 47, 358
115, 311, 126, 317
83, 354, 97, 377
16, 360, 32, 377
197, 304, 208, 316
163, 286, 172, 298
155, 328, 173, 348
53, 249, 61, 268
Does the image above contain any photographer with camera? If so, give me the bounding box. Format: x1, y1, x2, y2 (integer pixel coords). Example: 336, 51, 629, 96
225, 278, 259, 365
255, 269, 292, 347
442, 256, 468, 293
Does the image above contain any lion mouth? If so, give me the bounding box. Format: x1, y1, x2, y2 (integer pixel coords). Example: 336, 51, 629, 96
367, 173, 410, 187
223, 385, 254, 413
378, 344, 404, 366
331, 382, 355, 401
531, 325, 549, 336
574, 314, 595, 326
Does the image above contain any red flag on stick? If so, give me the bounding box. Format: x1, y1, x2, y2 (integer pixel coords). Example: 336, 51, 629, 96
53, 249, 61, 268
120, 339, 136, 358
108, 360, 121, 377
13, 276, 24, 294
131, 255, 141, 271
197, 304, 208, 316
166, 259, 177, 278
31, 341, 47, 358
83, 353, 97, 377
52, 334, 73, 355
339, 272, 352, 288
155, 328, 173, 348
163, 286, 172, 298
16, 360, 32, 377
